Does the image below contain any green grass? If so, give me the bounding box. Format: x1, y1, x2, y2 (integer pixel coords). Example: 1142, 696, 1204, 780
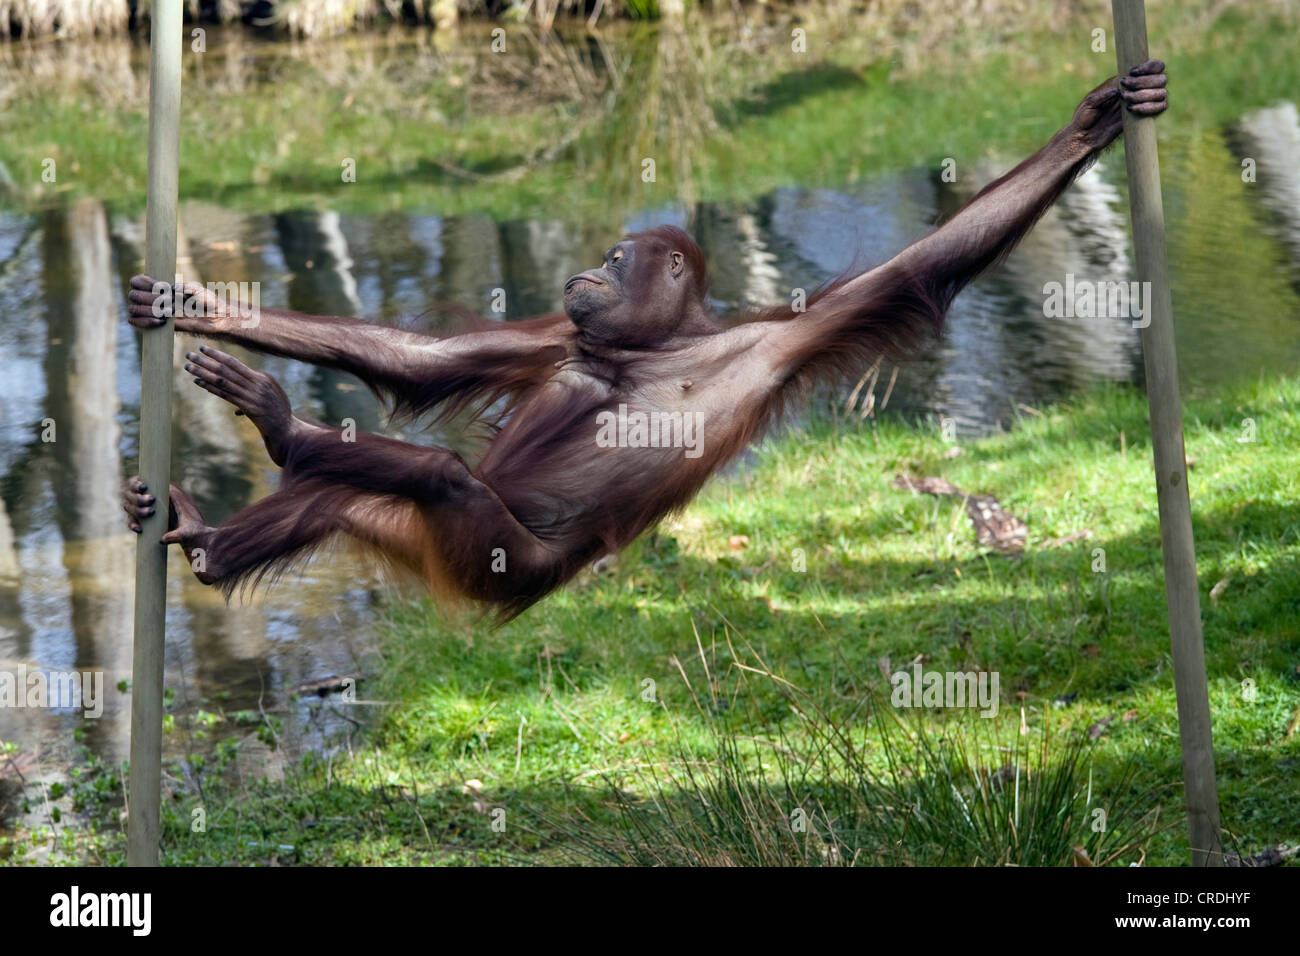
10, 373, 1294, 866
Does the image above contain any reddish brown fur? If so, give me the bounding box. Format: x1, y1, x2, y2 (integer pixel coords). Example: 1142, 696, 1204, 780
123, 65, 1167, 621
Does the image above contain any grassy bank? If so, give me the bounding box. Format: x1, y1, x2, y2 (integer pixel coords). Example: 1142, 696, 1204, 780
2, 0, 1297, 219
8, 373, 1295, 866
3, 0, 720, 40
0, 0, 1241, 40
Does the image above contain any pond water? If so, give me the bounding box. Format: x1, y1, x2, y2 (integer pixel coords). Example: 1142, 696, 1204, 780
0, 23, 1297, 811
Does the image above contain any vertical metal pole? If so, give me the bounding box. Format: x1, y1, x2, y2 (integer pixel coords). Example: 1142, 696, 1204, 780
1111, 0, 1222, 866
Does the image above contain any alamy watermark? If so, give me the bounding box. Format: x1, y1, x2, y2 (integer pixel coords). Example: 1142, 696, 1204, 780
49, 886, 150, 936
891, 662, 1000, 717
1042, 275, 1152, 329
595, 404, 706, 459
151, 277, 261, 328
0, 665, 104, 718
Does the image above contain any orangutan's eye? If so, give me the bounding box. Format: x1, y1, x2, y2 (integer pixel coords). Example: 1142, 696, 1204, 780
611, 249, 623, 262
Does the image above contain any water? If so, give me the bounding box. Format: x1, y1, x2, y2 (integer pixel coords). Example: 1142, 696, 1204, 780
0, 24, 1297, 813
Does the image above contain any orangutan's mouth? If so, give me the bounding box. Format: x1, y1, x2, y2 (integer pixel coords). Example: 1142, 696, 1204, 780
565, 274, 605, 294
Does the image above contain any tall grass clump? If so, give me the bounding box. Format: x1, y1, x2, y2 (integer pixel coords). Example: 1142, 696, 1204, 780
551, 640, 1165, 866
